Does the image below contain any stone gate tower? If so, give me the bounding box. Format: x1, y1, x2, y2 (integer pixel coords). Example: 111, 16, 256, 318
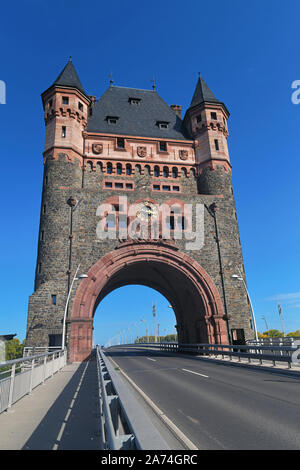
26, 58, 254, 361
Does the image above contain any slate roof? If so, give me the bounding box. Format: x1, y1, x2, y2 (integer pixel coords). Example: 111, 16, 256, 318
190, 74, 220, 108
86, 86, 190, 140
52, 57, 85, 95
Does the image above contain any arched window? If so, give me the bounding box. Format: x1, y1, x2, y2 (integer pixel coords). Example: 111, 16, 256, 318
117, 163, 122, 175
144, 165, 150, 175
135, 164, 141, 174
182, 167, 187, 177
97, 161, 102, 172
190, 168, 195, 177
154, 166, 160, 177
172, 167, 178, 178
107, 162, 113, 174
163, 166, 169, 178
126, 164, 132, 175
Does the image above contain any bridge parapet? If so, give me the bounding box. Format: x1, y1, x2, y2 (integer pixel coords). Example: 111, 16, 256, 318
0, 349, 66, 413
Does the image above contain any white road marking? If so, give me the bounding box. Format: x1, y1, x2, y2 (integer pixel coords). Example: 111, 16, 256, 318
147, 358, 157, 362
182, 368, 209, 378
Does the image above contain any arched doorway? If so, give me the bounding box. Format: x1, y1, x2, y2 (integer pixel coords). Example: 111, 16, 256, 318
69, 240, 228, 362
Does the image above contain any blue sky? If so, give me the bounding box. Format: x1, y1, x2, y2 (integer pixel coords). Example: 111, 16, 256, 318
0, 0, 300, 345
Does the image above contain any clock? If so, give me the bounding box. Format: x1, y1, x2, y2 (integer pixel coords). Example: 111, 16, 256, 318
136, 202, 158, 221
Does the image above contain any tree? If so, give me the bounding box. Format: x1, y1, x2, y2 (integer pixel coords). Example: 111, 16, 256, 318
287, 330, 300, 337
262, 329, 284, 338
5, 338, 25, 361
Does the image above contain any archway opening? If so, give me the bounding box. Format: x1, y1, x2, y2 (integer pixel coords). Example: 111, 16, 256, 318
93, 285, 177, 347
69, 241, 228, 362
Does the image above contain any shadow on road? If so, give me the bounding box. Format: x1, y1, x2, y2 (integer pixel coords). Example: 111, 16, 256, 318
22, 355, 100, 450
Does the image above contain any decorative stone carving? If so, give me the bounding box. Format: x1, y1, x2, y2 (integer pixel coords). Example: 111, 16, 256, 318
179, 150, 188, 160
137, 146, 147, 158
92, 143, 103, 154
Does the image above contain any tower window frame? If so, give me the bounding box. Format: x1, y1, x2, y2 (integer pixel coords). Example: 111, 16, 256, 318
62, 96, 69, 105
62, 126, 66, 138
211, 112, 217, 120
159, 141, 167, 152
214, 139, 220, 151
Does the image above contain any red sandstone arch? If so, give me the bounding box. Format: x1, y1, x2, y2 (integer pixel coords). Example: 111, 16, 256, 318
69, 241, 228, 362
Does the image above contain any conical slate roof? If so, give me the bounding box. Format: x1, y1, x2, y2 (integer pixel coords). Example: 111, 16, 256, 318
52, 57, 85, 94
190, 74, 220, 108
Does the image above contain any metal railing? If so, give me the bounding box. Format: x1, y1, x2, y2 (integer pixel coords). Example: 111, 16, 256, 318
96, 345, 169, 450
112, 342, 298, 368
23, 346, 61, 357
0, 349, 67, 414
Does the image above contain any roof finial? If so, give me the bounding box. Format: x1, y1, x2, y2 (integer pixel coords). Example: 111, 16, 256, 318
69, 56, 72, 62
109, 71, 114, 87
151, 76, 156, 91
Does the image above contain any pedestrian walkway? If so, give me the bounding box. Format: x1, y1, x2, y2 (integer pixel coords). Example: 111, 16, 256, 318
0, 356, 100, 450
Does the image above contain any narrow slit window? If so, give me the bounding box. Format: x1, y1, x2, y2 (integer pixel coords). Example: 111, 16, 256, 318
62, 126, 66, 138
52, 295, 57, 305
214, 139, 219, 151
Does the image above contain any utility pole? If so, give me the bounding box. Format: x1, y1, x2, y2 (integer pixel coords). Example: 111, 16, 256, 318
278, 304, 285, 337
153, 303, 157, 343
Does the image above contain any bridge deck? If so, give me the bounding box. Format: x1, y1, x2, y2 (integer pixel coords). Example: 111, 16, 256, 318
0, 357, 100, 450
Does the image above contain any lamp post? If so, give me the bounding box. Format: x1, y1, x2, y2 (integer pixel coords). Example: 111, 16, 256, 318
62, 264, 88, 350
231, 272, 258, 341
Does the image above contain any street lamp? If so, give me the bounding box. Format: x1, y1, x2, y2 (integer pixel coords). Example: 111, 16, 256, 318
62, 264, 88, 350
231, 272, 258, 341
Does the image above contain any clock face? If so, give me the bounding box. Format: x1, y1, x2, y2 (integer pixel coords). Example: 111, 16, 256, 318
136, 202, 158, 221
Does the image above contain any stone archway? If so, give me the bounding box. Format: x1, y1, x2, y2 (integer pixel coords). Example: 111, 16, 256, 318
68, 240, 228, 362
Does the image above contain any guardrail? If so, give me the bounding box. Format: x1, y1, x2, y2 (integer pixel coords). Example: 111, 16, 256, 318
23, 346, 60, 357
114, 342, 299, 368
0, 349, 67, 414
96, 345, 170, 450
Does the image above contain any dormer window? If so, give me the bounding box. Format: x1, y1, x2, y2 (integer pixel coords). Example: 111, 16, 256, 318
157, 121, 169, 129
129, 97, 141, 105
107, 116, 119, 124
62, 96, 69, 105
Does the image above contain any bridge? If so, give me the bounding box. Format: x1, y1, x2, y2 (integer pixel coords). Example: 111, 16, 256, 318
1, 344, 300, 450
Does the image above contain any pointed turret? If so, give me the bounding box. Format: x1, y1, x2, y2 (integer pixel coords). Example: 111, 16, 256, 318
190, 73, 220, 108
183, 74, 231, 188
41, 58, 90, 167
52, 57, 85, 95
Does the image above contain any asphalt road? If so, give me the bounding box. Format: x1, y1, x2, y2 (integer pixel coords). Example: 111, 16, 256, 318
105, 347, 300, 450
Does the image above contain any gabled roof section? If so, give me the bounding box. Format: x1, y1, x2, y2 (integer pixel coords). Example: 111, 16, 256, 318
190, 74, 220, 108
52, 57, 85, 95
86, 86, 190, 140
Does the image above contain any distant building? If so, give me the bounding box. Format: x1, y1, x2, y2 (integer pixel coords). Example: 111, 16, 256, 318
0, 335, 16, 362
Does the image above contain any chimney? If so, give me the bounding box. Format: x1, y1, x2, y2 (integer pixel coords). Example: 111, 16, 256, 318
170, 104, 182, 119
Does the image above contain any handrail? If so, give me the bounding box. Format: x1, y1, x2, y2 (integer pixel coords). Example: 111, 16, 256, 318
96, 345, 170, 450
0, 349, 67, 413
109, 342, 300, 368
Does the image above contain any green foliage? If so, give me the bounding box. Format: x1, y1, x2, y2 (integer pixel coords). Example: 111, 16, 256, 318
262, 329, 284, 338
5, 338, 25, 361
287, 330, 300, 337
135, 334, 178, 343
